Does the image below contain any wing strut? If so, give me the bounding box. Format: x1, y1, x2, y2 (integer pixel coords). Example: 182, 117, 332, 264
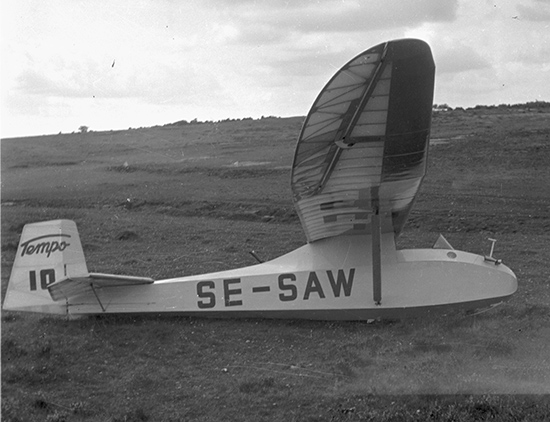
372, 210, 382, 305
371, 189, 382, 305
337, 42, 389, 145
90, 284, 106, 312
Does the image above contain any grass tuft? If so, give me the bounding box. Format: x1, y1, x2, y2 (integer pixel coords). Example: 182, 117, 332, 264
239, 377, 276, 394
2, 338, 28, 360
115, 230, 140, 241
413, 340, 453, 354
45, 410, 70, 422
1, 314, 19, 323
110, 408, 149, 422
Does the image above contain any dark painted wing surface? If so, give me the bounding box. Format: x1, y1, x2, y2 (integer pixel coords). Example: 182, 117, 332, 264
291, 39, 435, 242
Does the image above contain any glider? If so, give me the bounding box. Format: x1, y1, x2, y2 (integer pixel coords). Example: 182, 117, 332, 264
2, 39, 517, 319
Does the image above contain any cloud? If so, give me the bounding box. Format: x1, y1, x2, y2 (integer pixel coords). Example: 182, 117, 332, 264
434, 44, 492, 74
514, 43, 550, 65
516, 2, 550, 22
8, 53, 230, 123
227, 23, 291, 45
265, 50, 349, 78
215, 0, 458, 40
2, 0, 549, 138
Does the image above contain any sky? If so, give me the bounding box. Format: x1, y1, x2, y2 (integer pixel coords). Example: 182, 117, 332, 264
1, 0, 549, 138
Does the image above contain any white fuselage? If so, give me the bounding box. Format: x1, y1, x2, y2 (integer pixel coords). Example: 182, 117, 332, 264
46, 234, 517, 319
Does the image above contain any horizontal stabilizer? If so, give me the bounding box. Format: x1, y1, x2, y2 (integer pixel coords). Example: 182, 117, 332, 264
48, 273, 154, 302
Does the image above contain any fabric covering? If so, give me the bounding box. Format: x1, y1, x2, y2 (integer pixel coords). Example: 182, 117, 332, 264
291, 39, 435, 242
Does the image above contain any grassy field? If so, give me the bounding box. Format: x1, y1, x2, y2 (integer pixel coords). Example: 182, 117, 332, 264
2, 108, 550, 421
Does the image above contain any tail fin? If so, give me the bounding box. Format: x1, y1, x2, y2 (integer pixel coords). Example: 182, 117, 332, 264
2, 220, 88, 314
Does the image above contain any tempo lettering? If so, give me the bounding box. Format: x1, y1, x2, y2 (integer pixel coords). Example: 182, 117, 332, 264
20, 234, 71, 258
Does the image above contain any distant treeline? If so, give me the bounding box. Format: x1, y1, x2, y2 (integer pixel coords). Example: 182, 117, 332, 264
433, 100, 550, 112
72, 101, 549, 135
164, 115, 284, 127
163, 101, 550, 127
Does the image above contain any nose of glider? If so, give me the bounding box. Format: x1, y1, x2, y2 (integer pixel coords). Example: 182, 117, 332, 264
488, 260, 518, 298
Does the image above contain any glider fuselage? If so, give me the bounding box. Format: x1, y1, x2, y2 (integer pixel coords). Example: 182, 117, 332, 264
12, 234, 516, 319
1, 39, 518, 319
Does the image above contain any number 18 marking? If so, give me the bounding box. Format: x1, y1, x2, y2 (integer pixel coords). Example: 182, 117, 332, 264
29, 269, 55, 291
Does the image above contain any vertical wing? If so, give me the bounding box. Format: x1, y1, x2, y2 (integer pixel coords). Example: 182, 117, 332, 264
291, 39, 435, 242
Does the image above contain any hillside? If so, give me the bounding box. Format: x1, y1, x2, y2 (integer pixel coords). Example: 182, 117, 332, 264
2, 108, 550, 421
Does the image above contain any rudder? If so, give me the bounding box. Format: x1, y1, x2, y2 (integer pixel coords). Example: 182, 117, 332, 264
2, 220, 88, 314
